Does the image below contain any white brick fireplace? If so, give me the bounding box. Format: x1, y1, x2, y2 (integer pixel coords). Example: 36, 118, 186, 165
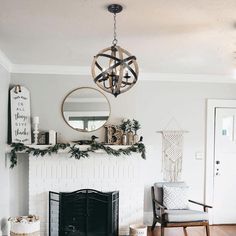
29, 152, 145, 235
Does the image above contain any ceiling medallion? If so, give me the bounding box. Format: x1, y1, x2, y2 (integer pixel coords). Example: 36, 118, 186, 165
91, 4, 139, 97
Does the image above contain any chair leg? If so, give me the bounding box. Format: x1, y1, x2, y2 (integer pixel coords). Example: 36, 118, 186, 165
161, 226, 164, 236
151, 219, 157, 231
206, 223, 210, 236
183, 226, 187, 236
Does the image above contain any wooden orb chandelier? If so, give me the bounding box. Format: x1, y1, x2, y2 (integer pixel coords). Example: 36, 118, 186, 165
91, 4, 139, 97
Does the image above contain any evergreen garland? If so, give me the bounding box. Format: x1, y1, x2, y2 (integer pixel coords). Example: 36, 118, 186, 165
9, 142, 146, 168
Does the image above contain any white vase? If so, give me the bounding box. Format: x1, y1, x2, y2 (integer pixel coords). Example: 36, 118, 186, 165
133, 133, 139, 144
122, 133, 127, 145
127, 131, 134, 145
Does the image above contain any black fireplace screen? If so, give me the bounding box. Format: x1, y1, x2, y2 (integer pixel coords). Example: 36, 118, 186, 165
49, 189, 119, 236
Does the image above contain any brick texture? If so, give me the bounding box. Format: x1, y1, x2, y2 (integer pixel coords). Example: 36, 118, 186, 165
29, 153, 144, 235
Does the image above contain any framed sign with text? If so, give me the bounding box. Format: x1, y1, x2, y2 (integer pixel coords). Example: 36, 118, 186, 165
9, 85, 32, 144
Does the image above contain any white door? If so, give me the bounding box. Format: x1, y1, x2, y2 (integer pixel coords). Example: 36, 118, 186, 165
213, 108, 236, 224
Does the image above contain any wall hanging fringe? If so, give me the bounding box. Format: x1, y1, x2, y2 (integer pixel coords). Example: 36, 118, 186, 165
161, 130, 185, 182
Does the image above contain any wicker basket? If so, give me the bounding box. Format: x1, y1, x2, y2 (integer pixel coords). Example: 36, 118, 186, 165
9, 216, 40, 236
129, 224, 147, 236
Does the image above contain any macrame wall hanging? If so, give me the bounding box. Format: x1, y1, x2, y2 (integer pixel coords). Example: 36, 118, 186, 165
157, 118, 188, 182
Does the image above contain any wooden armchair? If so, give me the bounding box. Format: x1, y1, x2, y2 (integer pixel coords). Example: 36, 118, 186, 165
151, 182, 212, 236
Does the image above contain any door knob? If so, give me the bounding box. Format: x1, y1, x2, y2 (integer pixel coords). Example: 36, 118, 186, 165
216, 160, 220, 164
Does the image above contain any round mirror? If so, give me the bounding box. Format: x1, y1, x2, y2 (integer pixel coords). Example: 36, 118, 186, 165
62, 87, 110, 132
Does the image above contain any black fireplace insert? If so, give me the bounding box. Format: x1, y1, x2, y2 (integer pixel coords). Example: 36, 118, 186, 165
49, 189, 119, 236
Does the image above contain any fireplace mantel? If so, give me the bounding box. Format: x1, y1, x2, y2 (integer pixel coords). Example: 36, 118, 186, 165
8, 146, 145, 235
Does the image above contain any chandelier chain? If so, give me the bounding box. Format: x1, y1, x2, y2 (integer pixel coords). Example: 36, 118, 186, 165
112, 13, 118, 46
92, 4, 138, 97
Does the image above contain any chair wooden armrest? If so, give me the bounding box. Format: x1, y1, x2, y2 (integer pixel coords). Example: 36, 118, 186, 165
153, 199, 165, 209
151, 186, 166, 225
153, 199, 166, 224
189, 200, 212, 212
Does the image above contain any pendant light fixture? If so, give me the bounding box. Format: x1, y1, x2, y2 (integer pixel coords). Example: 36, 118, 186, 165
91, 4, 139, 97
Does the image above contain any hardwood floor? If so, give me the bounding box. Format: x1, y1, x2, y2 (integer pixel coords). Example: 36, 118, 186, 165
148, 225, 236, 236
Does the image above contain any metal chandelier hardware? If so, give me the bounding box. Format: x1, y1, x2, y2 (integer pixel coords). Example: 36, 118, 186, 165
91, 4, 139, 97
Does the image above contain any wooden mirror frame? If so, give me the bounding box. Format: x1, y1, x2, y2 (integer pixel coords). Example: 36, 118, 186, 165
61, 87, 111, 132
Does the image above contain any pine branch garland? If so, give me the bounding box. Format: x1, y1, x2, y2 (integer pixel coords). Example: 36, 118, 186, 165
69, 145, 90, 159
9, 142, 146, 168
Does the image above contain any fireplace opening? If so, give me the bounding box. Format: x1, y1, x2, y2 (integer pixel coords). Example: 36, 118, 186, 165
49, 189, 119, 236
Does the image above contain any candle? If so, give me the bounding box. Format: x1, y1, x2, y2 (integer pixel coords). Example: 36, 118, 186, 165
33, 116, 39, 124
33, 116, 39, 144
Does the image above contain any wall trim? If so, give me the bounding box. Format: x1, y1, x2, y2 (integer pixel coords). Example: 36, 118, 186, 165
139, 72, 235, 83
0, 49, 12, 72
9, 64, 236, 83
0, 49, 235, 83
205, 99, 236, 224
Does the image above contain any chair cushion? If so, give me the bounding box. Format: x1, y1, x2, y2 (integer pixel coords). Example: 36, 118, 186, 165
163, 185, 189, 209
164, 209, 209, 222
153, 182, 186, 204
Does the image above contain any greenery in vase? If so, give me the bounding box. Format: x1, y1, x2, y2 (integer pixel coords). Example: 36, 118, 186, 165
132, 119, 141, 134
120, 119, 132, 133
126, 119, 133, 132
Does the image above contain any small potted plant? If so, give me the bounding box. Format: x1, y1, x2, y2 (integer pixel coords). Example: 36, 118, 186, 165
132, 119, 141, 144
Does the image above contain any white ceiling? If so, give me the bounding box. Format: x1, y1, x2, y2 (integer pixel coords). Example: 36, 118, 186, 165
0, 0, 236, 77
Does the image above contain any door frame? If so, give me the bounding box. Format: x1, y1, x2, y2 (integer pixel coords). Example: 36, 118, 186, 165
206, 99, 236, 224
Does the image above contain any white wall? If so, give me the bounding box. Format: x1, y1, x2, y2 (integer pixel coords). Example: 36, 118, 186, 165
9, 155, 29, 217
10, 73, 236, 223
0, 65, 10, 234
